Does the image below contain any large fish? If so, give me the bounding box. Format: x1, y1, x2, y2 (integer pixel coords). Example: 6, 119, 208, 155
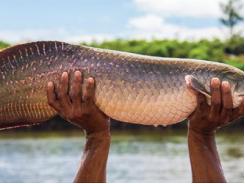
0, 41, 243, 129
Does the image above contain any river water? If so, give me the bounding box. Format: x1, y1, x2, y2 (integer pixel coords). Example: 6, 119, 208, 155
0, 131, 243, 182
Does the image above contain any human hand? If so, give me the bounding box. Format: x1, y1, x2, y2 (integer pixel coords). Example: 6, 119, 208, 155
187, 77, 244, 135
47, 71, 110, 135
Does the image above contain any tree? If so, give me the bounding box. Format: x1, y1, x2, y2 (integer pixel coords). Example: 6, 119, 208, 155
219, 0, 243, 38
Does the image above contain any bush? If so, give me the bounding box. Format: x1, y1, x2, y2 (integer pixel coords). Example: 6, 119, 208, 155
0, 41, 10, 49
83, 38, 243, 69
224, 36, 244, 55
224, 55, 244, 70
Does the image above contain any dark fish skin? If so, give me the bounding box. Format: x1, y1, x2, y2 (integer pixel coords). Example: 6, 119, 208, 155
0, 41, 243, 129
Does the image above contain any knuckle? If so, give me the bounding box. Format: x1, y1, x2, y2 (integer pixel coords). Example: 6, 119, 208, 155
70, 92, 79, 100
223, 90, 231, 95
57, 91, 65, 99
83, 95, 91, 102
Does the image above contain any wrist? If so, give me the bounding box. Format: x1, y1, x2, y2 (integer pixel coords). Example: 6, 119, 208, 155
86, 129, 111, 142
188, 127, 216, 151
78, 117, 110, 135
188, 127, 216, 149
188, 119, 216, 137
84, 130, 111, 151
188, 126, 216, 136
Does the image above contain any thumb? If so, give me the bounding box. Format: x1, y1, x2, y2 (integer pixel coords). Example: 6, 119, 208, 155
185, 75, 207, 109
185, 75, 198, 95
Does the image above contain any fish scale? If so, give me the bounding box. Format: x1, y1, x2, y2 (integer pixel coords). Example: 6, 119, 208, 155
0, 41, 243, 129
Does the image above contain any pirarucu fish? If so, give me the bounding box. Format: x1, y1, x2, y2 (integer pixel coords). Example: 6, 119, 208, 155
0, 41, 243, 129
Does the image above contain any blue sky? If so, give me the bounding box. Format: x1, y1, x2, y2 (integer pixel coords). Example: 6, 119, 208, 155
0, 0, 243, 43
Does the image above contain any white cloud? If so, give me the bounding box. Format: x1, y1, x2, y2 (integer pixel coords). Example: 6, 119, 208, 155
128, 14, 241, 40
133, 0, 225, 18
128, 0, 244, 40
0, 28, 116, 44
129, 14, 165, 32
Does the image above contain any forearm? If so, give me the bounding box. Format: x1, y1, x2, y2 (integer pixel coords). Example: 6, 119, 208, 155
188, 127, 226, 183
74, 130, 111, 183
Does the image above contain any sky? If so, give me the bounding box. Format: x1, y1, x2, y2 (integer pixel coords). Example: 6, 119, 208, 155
0, 0, 244, 43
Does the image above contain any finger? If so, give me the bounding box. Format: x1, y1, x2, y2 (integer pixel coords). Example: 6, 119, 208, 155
232, 99, 244, 120
220, 81, 233, 122
57, 72, 71, 108
185, 75, 208, 114
83, 77, 95, 105
47, 81, 60, 111
70, 71, 82, 106
196, 92, 208, 111
221, 81, 233, 109
209, 78, 222, 119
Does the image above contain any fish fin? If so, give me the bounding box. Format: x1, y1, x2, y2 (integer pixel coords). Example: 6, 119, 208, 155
185, 75, 211, 105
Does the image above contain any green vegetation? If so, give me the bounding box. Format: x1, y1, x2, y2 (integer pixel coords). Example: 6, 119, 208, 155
0, 41, 10, 49
0, 37, 243, 70
83, 37, 243, 70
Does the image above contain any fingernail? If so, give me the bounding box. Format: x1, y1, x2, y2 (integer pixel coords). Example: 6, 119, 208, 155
222, 81, 230, 92
62, 72, 68, 78
48, 82, 53, 88
211, 78, 220, 87
222, 81, 230, 88
88, 77, 94, 84
75, 71, 81, 77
